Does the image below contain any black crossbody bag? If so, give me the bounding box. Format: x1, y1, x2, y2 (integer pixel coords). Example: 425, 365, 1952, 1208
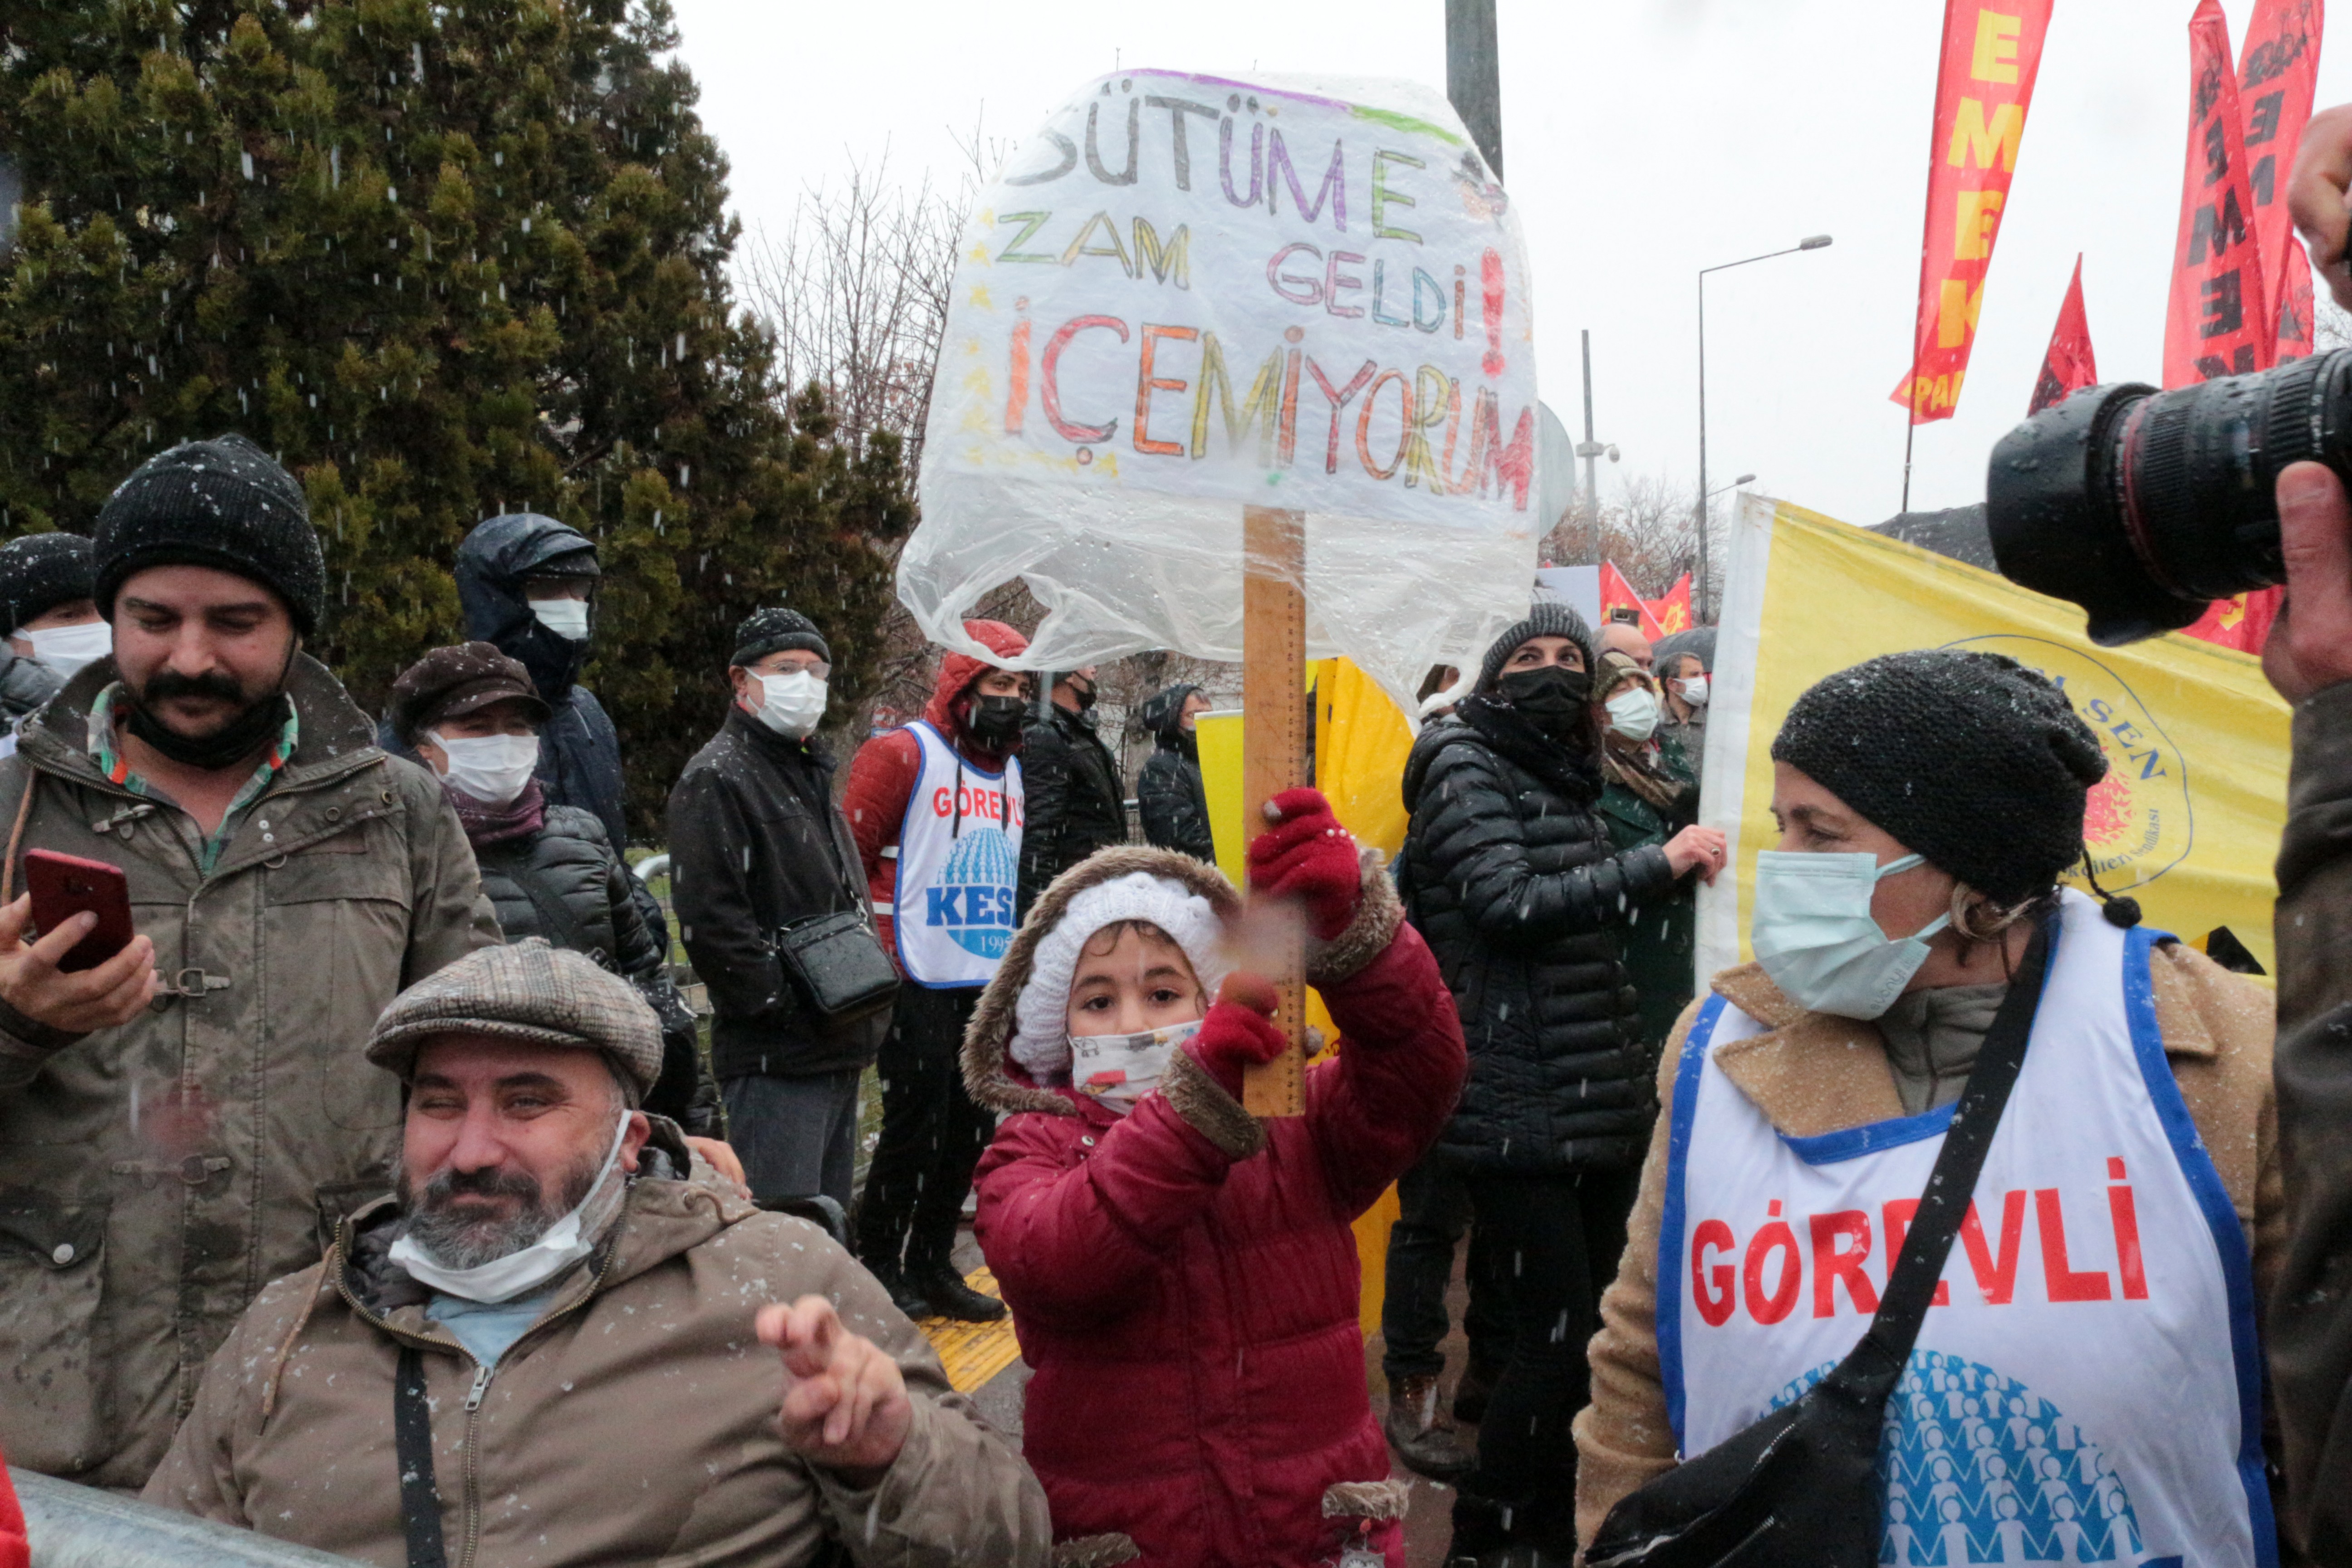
774, 907, 899, 1023
1587, 917, 2053, 1568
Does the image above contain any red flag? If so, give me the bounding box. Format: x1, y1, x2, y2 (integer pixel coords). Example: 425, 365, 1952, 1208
2238, 0, 2325, 352
1599, 562, 1667, 642
1891, 0, 2056, 423
2028, 255, 2098, 414
2182, 588, 2283, 652
1645, 575, 1694, 636
2166, 0, 2274, 386
2278, 238, 2317, 358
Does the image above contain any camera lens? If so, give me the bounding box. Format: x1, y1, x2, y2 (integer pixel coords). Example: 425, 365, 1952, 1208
1985, 348, 2352, 645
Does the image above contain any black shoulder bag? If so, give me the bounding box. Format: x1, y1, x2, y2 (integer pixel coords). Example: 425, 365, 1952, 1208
772, 818, 898, 1024
1587, 917, 2053, 1568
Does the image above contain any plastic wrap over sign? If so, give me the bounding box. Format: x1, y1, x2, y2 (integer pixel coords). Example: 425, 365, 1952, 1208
901, 70, 1541, 716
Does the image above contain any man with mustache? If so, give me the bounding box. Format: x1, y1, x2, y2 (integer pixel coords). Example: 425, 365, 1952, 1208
144, 940, 1049, 1567
0, 434, 499, 1491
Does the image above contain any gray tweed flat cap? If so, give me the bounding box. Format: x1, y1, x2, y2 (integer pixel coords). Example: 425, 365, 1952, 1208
365, 939, 663, 1099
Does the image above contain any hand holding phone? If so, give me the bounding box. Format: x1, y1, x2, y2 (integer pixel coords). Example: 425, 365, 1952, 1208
26, 850, 134, 972
0, 851, 155, 1034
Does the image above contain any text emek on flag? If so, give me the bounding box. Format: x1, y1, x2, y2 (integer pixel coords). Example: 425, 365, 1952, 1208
2238, 0, 2325, 359
2028, 254, 2098, 415
2166, 0, 2274, 386
1891, 0, 2056, 424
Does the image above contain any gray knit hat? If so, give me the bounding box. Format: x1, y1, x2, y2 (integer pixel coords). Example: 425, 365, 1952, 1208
730, 606, 830, 667
1477, 600, 1599, 692
1771, 649, 2107, 906
366, 940, 663, 1100
93, 435, 325, 637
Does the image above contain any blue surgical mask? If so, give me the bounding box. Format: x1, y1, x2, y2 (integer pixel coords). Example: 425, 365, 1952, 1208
1750, 852, 1950, 1020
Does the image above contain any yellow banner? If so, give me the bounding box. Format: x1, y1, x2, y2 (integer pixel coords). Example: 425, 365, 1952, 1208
1197, 661, 1420, 1330
1698, 497, 2290, 981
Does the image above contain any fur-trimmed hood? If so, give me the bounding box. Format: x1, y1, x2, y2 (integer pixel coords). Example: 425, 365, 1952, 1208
964, 844, 1243, 1122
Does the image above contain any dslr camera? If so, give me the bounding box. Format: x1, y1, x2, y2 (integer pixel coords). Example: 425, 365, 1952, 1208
1984, 353, 2352, 644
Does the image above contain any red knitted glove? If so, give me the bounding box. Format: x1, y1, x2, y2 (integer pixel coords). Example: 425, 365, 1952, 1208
1246, 787, 1361, 941
1185, 973, 1289, 1098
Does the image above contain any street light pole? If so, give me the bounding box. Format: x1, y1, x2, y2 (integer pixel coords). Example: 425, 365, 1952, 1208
1580, 330, 1599, 510
1697, 235, 1831, 621
1445, 0, 1503, 177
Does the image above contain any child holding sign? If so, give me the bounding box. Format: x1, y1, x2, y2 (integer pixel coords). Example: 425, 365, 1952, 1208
965, 790, 1465, 1568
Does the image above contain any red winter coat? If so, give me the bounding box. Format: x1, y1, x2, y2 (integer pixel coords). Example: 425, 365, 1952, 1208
843, 617, 1028, 956
964, 845, 1466, 1568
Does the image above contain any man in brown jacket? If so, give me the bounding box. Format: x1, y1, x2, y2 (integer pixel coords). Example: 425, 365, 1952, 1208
0, 436, 499, 1491
144, 939, 1051, 1567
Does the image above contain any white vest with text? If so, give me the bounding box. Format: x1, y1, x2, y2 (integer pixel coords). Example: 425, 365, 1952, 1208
1659, 889, 2273, 1568
891, 719, 1024, 989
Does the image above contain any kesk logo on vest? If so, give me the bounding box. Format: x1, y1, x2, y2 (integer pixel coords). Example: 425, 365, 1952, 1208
1945, 636, 2191, 891
928, 813, 1020, 959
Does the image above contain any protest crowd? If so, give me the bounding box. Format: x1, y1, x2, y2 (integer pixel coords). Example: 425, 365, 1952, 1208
23, 11, 2352, 1568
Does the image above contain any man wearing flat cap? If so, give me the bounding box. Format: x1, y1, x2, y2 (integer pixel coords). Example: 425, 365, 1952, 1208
667, 608, 892, 1212
145, 940, 1051, 1567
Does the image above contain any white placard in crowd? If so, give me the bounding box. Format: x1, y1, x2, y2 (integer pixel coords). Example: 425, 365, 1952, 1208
901, 69, 1542, 715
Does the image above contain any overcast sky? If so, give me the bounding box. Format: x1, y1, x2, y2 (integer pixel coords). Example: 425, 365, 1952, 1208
669, 0, 2352, 533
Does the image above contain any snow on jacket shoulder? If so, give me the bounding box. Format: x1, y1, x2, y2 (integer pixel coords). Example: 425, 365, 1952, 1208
966, 845, 1465, 1568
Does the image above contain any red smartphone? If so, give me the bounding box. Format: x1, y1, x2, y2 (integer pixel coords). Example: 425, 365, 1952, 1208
25, 849, 135, 973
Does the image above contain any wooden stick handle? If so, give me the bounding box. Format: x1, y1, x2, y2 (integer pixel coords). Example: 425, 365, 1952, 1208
1240, 505, 1308, 1118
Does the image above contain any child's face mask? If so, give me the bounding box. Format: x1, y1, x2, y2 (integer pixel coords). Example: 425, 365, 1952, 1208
1068, 1020, 1201, 1113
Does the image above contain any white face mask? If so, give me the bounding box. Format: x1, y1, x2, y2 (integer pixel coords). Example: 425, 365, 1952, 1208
531, 598, 591, 641
388, 1110, 632, 1304
1750, 851, 1951, 1020
432, 731, 541, 806
21, 621, 112, 681
1606, 687, 1662, 743
1676, 674, 1710, 709
1068, 1019, 1201, 1113
750, 669, 828, 739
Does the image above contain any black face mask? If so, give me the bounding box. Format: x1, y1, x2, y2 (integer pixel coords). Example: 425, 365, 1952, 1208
1497, 664, 1592, 727
967, 694, 1027, 750
126, 686, 293, 771
1066, 677, 1098, 711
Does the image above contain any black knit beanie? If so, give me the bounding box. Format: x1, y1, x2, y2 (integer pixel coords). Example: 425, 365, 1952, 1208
1770, 650, 2108, 905
93, 435, 325, 637
1477, 599, 1599, 691
0, 533, 94, 634
730, 606, 829, 667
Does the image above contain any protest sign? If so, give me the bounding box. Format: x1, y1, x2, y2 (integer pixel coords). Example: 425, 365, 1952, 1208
900, 70, 1541, 719
1698, 495, 2289, 985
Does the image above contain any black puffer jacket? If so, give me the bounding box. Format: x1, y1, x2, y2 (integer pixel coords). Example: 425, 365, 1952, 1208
667, 707, 893, 1081
1136, 683, 1214, 863
1016, 700, 1127, 917
1401, 679, 1680, 1173
470, 801, 718, 1135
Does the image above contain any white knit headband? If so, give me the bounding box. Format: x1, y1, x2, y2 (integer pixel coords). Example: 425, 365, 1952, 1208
1009, 872, 1233, 1080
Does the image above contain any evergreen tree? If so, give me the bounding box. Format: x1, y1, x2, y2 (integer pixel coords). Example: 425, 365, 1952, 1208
0, 0, 912, 834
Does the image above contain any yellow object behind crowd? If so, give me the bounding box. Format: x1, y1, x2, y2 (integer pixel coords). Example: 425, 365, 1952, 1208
1197, 662, 1420, 1333
1700, 495, 2291, 981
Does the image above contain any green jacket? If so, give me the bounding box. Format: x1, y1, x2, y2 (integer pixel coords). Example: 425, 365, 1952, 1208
0, 654, 499, 1490
1594, 738, 1699, 1057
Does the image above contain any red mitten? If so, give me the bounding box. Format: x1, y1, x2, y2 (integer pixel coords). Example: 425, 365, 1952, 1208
1186, 973, 1289, 1098
1246, 786, 1361, 941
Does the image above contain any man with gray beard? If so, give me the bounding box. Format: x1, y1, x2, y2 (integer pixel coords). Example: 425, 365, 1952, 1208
143, 939, 1050, 1567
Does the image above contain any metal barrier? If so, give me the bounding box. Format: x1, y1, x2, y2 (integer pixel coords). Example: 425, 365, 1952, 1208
11, 1467, 366, 1568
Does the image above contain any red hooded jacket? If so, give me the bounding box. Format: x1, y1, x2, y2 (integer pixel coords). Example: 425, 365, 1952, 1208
842, 619, 1029, 955
963, 846, 1466, 1568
